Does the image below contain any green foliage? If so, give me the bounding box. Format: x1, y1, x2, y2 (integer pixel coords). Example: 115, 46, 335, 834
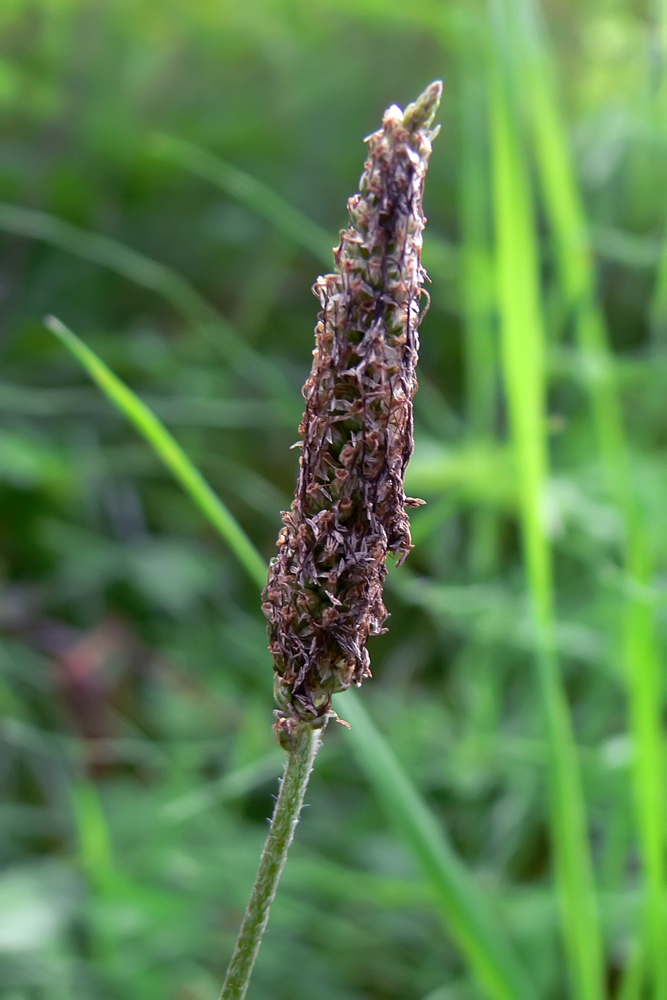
1, 1, 666, 998
490, 26, 604, 998
46, 315, 530, 999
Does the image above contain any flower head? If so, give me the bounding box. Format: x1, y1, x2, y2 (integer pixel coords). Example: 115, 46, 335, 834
262, 82, 442, 747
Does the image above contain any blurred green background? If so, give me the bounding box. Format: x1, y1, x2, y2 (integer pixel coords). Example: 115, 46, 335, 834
2, 1, 667, 998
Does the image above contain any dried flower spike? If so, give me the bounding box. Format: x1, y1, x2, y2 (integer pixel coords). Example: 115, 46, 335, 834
262, 82, 442, 747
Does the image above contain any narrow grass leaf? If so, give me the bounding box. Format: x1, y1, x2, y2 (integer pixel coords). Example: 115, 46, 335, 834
151, 133, 334, 266
161, 752, 285, 826
489, 20, 605, 999
338, 691, 534, 1000
617, 942, 644, 1000
0, 202, 296, 410
44, 316, 268, 591
0, 202, 216, 324
457, 60, 499, 577
69, 778, 115, 894
503, 2, 667, 992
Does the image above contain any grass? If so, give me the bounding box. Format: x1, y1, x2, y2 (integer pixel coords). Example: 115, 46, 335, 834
499, 2, 666, 994
0, 203, 297, 414
46, 315, 533, 1000
45, 317, 267, 590
1, 1, 665, 996
489, 29, 604, 998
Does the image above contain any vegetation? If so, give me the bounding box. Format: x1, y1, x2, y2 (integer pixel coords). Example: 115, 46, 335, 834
1, 2, 666, 998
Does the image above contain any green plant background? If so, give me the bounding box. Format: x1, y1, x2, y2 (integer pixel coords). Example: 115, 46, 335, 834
1, 2, 666, 998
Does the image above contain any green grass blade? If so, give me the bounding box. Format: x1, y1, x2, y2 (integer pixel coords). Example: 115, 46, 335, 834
0, 202, 216, 325
338, 691, 533, 1000
151, 133, 334, 266
502, 1, 628, 489
488, 26, 605, 1000
505, 0, 633, 505
504, 2, 667, 992
161, 751, 285, 826
650, 0, 667, 343
617, 941, 644, 1000
47, 316, 533, 999
651, 246, 667, 336
458, 61, 499, 578
0, 202, 296, 409
69, 778, 115, 894
44, 316, 268, 591
458, 67, 495, 444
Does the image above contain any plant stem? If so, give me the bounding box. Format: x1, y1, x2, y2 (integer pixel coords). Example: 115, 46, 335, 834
219, 723, 323, 1000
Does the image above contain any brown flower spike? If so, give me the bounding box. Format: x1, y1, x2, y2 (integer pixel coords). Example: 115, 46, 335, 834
262, 82, 442, 747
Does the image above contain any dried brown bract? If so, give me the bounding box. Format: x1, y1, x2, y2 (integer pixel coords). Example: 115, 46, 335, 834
262, 82, 442, 748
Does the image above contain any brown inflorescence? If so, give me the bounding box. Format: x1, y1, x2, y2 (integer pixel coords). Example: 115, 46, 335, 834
262, 82, 442, 748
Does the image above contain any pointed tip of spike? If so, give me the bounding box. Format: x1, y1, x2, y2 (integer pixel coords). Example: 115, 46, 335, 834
44, 314, 67, 337
402, 80, 443, 133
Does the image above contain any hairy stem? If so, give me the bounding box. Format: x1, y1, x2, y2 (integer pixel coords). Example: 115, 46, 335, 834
219, 724, 322, 1000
